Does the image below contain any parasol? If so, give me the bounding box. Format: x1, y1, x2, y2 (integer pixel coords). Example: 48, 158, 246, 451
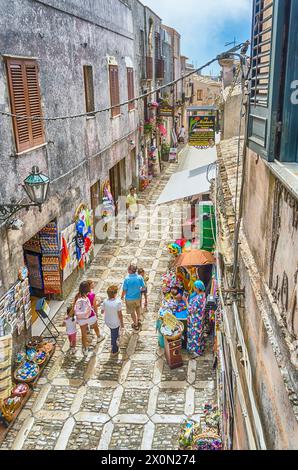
175, 249, 215, 267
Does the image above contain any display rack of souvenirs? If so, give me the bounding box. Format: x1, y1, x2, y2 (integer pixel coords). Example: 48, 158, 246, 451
179, 404, 222, 451
42, 256, 61, 295
0, 269, 31, 336
39, 222, 60, 256
23, 234, 41, 254
75, 204, 94, 269
101, 181, 115, 223
60, 223, 78, 281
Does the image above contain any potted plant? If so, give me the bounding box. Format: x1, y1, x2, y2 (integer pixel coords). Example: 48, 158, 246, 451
161, 143, 170, 162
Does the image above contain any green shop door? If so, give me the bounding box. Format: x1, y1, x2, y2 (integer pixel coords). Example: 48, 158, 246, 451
198, 202, 216, 252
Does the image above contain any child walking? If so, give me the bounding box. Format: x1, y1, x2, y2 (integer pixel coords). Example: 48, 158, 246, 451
86, 279, 105, 343
101, 285, 124, 356
138, 268, 148, 309
63, 306, 77, 353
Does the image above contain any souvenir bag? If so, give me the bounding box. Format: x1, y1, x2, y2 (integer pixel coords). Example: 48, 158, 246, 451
74, 297, 91, 320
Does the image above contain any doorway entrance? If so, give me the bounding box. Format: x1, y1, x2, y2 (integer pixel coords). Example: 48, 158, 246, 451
90, 180, 101, 244
130, 148, 137, 188
109, 157, 127, 214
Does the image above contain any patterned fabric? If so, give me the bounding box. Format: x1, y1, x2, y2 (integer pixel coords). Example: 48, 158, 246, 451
187, 293, 206, 356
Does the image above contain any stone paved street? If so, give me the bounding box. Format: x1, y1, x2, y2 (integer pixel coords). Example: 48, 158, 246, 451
0, 163, 217, 451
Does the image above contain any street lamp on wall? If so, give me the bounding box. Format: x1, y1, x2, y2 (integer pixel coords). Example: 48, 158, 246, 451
0, 166, 50, 223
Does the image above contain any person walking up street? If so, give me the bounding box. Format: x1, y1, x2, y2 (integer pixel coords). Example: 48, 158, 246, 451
126, 186, 139, 234
102, 285, 124, 357
178, 125, 187, 144
121, 264, 145, 331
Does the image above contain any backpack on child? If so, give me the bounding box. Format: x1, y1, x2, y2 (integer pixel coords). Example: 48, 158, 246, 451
74, 297, 92, 320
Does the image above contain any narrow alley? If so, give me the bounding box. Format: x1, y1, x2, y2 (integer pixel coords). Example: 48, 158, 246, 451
0, 163, 216, 451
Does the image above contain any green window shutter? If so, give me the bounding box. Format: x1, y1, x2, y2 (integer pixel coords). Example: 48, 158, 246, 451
279, 0, 298, 163
248, 0, 286, 161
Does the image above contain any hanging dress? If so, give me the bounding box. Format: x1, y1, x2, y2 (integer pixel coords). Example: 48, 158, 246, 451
187, 293, 206, 356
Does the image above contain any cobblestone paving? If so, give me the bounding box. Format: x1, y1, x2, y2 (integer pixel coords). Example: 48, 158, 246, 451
0, 162, 217, 451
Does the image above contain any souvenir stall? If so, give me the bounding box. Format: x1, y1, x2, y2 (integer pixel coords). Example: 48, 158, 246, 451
23, 221, 62, 303
0, 331, 55, 442
0, 268, 55, 443
74, 204, 94, 270
179, 404, 222, 450
60, 204, 94, 282
157, 248, 216, 358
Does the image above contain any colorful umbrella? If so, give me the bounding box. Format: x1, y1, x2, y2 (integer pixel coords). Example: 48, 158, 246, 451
175, 250, 215, 267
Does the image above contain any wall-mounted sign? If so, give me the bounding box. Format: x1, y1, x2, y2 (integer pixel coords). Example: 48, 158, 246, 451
189, 116, 216, 147
159, 105, 173, 117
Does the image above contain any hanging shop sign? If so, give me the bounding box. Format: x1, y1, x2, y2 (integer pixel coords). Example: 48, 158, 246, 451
159, 104, 173, 117
188, 115, 216, 147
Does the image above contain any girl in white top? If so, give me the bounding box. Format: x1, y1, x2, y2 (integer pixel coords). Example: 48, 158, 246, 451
101, 285, 124, 356
63, 306, 77, 352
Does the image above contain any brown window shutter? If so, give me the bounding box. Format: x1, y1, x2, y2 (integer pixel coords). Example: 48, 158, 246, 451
25, 63, 44, 146
110, 65, 120, 118
83, 65, 95, 114
6, 58, 44, 153
127, 68, 134, 111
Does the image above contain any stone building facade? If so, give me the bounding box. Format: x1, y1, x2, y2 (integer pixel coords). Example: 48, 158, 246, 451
0, 0, 140, 299
215, 0, 298, 450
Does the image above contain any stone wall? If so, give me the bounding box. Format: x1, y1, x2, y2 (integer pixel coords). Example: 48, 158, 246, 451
223, 92, 246, 140
0, 0, 138, 294
239, 150, 298, 448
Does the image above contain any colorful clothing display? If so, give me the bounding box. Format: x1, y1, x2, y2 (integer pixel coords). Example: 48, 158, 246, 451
187, 293, 206, 356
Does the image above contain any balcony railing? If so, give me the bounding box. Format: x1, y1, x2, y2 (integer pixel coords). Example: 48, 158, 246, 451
146, 56, 153, 80
155, 58, 165, 80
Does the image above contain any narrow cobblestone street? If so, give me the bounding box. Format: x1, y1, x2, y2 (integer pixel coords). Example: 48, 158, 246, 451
0, 164, 216, 451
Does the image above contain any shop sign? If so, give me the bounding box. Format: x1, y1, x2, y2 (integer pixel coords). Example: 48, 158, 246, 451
159, 105, 173, 117
188, 115, 216, 147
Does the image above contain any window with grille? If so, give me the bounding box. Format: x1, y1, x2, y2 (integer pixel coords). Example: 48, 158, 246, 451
6, 58, 44, 153
109, 65, 120, 118
248, 0, 281, 160
248, 0, 298, 163
83, 65, 95, 115
127, 68, 135, 111
250, 0, 273, 108
197, 90, 203, 101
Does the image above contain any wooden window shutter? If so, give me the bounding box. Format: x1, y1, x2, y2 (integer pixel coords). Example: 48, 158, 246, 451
248, 0, 286, 160
83, 65, 95, 114
6, 58, 44, 153
279, 0, 298, 163
127, 68, 134, 111
109, 65, 120, 117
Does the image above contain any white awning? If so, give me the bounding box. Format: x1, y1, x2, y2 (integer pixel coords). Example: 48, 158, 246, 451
178, 145, 217, 172
156, 164, 215, 206
156, 145, 217, 206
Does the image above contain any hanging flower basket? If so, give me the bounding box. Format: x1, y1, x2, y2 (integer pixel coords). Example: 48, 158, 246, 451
148, 101, 159, 109
144, 123, 153, 134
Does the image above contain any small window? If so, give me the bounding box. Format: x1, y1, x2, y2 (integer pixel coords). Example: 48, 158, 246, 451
127, 68, 135, 111
83, 65, 95, 115
6, 58, 44, 153
197, 90, 203, 101
109, 65, 120, 118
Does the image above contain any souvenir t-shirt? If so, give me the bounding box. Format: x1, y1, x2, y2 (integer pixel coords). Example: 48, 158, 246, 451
102, 298, 122, 329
